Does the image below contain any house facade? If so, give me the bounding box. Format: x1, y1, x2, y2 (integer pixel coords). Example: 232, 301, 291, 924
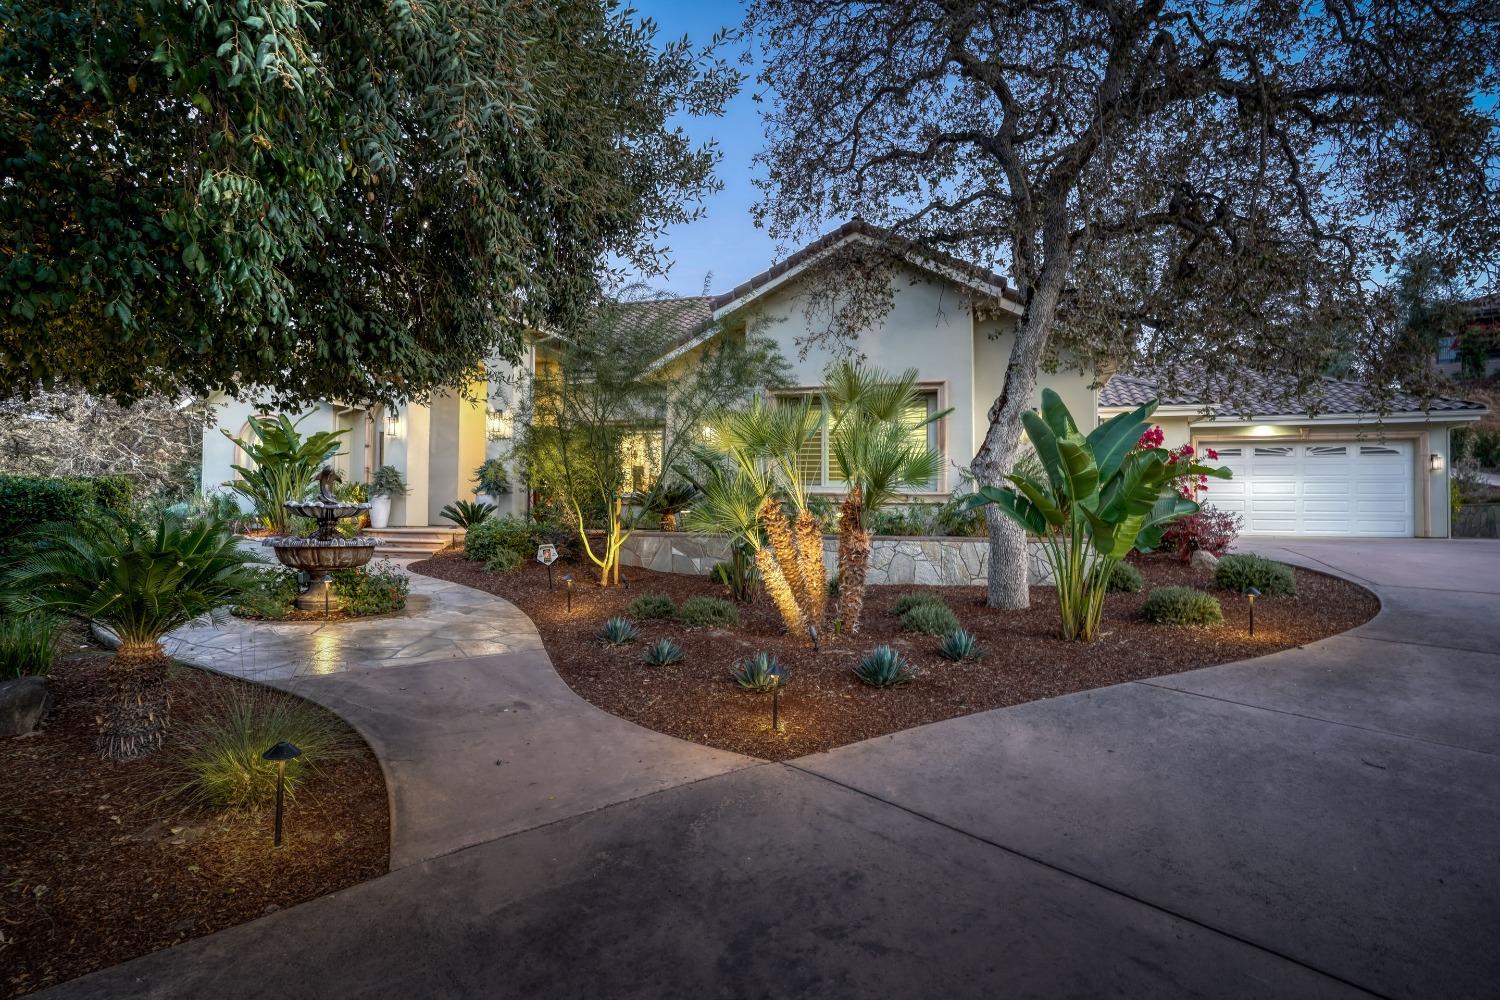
200, 222, 1487, 539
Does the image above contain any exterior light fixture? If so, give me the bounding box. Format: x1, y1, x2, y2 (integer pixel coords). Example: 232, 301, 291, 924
261, 741, 304, 848
383, 408, 401, 439
1244, 586, 1261, 636
771, 673, 783, 733
1429, 453, 1444, 473
486, 408, 514, 441
562, 574, 574, 612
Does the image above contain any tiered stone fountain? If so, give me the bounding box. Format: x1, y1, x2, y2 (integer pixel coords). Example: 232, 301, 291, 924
263, 467, 382, 613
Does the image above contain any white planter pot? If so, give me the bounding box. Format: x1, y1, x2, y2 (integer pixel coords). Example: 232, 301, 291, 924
369, 494, 392, 529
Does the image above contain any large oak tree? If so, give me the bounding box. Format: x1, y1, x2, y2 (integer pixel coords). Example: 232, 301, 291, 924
745, 0, 1500, 607
0, 0, 737, 407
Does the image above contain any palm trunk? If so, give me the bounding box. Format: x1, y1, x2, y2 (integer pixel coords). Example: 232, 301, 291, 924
794, 509, 827, 632
101, 640, 171, 761
755, 546, 810, 643
759, 498, 805, 611
835, 488, 871, 634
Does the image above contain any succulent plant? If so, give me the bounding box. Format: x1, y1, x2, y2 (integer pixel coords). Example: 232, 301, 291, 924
729, 651, 784, 692
937, 628, 983, 662
853, 645, 915, 688
641, 638, 684, 667
596, 616, 640, 646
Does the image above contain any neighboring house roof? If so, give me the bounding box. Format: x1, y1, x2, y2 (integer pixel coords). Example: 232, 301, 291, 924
707, 218, 1025, 316
1467, 291, 1500, 326
1100, 372, 1487, 418
614, 295, 715, 352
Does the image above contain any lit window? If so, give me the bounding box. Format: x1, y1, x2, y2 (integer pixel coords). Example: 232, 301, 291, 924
620, 428, 663, 492
778, 390, 940, 489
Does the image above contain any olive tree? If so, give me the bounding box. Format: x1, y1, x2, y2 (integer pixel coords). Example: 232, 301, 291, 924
745, 0, 1500, 607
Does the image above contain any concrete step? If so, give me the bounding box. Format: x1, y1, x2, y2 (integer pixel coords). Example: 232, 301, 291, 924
365, 526, 464, 558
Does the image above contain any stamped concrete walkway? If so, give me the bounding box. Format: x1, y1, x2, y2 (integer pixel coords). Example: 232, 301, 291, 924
39, 540, 1500, 1000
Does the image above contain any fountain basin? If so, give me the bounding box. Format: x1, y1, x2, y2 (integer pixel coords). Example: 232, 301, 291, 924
264, 536, 384, 612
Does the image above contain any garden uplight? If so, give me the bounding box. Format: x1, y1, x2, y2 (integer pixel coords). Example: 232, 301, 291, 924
261, 741, 303, 848
1244, 586, 1261, 636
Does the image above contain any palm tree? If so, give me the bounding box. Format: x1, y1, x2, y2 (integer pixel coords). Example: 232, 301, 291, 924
691, 398, 827, 643
6, 511, 261, 759
825, 361, 948, 634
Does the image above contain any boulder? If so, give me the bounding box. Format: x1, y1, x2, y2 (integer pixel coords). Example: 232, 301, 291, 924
0, 676, 53, 737
1190, 549, 1220, 573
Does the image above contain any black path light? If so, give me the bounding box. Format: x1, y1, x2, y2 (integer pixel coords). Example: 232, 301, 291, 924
770, 663, 790, 733
1244, 586, 1262, 636
562, 574, 574, 613
261, 741, 303, 848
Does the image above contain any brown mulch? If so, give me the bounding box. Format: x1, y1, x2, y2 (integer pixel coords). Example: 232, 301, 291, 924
0, 631, 389, 999
411, 549, 1379, 762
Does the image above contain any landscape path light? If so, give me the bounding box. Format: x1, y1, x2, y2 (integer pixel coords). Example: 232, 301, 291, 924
562, 574, 574, 613
261, 741, 303, 848
1244, 586, 1262, 637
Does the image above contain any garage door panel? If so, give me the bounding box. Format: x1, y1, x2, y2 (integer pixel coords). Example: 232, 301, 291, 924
1199, 440, 1412, 537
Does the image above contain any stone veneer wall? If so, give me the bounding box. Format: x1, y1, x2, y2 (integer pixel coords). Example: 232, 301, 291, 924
618, 531, 1054, 587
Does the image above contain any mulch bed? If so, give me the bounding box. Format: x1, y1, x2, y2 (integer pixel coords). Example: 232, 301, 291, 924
411, 548, 1379, 762
1, 630, 389, 999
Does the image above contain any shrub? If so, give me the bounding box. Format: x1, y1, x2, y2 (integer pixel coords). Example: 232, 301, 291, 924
1142, 586, 1223, 626
474, 458, 512, 496
937, 628, 983, 662
1213, 553, 1296, 597
891, 591, 946, 616
901, 601, 960, 635
0, 612, 62, 679
464, 514, 532, 563
330, 561, 409, 616
0, 472, 136, 549
173, 686, 360, 808
484, 548, 523, 574
709, 546, 759, 602
854, 645, 915, 687
677, 595, 739, 627
729, 652, 784, 692
597, 617, 639, 646
1160, 504, 1242, 563
440, 499, 495, 529
232, 567, 302, 619
627, 593, 677, 620
1106, 561, 1144, 593
370, 465, 408, 498
641, 638, 684, 667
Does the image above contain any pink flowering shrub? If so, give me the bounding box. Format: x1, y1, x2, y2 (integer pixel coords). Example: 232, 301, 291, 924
1134, 427, 1222, 499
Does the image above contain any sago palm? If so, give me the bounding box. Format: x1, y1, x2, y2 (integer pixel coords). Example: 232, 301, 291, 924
6, 511, 262, 759
826, 361, 948, 634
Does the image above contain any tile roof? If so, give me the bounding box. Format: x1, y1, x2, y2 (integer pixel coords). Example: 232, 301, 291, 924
1468, 292, 1500, 326
1099, 372, 1486, 416
613, 295, 714, 351
707, 219, 1024, 312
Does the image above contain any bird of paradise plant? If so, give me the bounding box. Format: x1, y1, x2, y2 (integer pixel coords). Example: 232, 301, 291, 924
961, 389, 1230, 641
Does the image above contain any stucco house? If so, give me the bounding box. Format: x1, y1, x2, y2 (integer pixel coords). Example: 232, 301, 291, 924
201, 220, 1487, 542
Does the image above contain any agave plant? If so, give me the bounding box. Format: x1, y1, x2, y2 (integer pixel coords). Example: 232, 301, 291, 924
440, 499, 496, 529
5, 510, 261, 758
729, 651, 785, 692
962, 390, 1230, 641
641, 638, 684, 667
596, 616, 640, 646
825, 361, 949, 635
223, 414, 347, 534
937, 629, 984, 662
853, 645, 915, 687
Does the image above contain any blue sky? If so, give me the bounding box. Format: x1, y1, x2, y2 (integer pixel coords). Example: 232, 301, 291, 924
628, 0, 781, 297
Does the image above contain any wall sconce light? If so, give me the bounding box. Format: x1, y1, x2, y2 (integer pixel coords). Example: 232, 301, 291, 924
261, 741, 304, 848
1429, 453, 1444, 473
383, 408, 401, 439
486, 408, 514, 441
1244, 586, 1261, 637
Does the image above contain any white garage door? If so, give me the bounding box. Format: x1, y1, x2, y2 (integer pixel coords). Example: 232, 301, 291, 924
1202, 441, 1414, 537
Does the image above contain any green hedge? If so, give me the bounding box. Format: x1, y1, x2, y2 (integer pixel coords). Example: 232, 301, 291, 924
0, 473, 137, 543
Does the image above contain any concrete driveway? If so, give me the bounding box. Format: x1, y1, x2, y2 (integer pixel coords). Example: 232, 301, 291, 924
36, 540, 1500, 1000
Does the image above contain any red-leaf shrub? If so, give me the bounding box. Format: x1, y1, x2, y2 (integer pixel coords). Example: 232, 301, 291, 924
1160, 504, 1242, 562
